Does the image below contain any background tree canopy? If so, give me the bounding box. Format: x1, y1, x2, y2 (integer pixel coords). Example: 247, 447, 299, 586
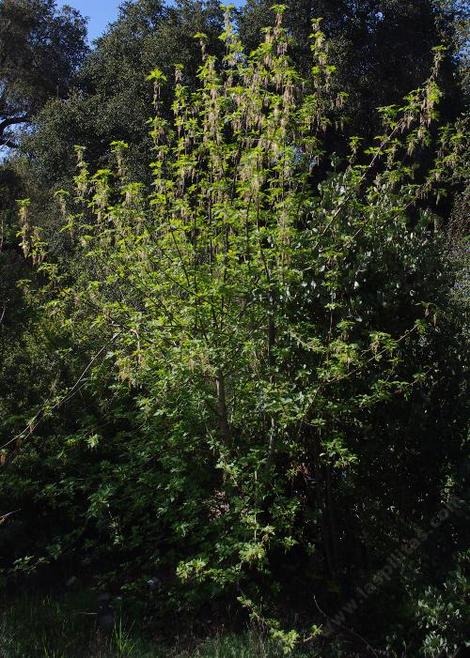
0, 1, 468, 657
0, 0, 87, 147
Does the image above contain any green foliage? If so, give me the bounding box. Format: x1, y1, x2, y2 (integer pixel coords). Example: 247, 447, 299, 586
1, 591, 315, 657
238, 0, 466, 139
0, 5, 468, 656
416, 560, 470, 658
0, 0, 87, 147
21, 0, 225, 187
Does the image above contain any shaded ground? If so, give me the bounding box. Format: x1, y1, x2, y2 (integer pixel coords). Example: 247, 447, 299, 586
0, 591, 316, 658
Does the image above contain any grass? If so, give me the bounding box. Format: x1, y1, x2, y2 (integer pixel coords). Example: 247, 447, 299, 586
0, 591, 317, 658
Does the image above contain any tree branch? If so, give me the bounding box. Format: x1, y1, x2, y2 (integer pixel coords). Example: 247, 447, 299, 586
0, 115, 30, 132
0, 114, 31, 148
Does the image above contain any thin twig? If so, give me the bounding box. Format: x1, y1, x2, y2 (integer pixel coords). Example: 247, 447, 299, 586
0, 332, 121, 452
313, 595, 380, 657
